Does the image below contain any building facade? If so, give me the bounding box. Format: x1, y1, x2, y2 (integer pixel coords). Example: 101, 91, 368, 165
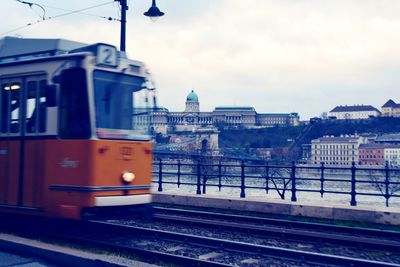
151, 90, 300, 134
381, 99, 400, 117
329, 105, 381, 120
257, 113, 299, 127
359, 144, 385, 166
384, 146, 400, 167
311, 134, 400, 167
311, 135, 368, 165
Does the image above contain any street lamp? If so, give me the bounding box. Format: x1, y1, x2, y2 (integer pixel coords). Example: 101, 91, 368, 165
144, 0, 165, 21
116, 0, 165, 52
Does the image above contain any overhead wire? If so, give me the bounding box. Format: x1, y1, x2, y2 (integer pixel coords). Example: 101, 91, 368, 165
45, 1, 114, 20
15, 0, 46, 20
38, 3, 120, 21
1, 1, 115, 37
0, 20, 42, 36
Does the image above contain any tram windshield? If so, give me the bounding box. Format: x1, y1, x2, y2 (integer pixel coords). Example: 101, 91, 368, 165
94, 70, 152, 140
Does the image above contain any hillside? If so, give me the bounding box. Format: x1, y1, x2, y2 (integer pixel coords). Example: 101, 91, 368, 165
219, 117, 400, 150
302, 117, 400, 144
219, 126, 304, 148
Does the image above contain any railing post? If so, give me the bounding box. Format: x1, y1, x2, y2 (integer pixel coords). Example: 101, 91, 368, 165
291, 161, 297, 202
218, 160, 222, 191
265, 161, 269, 194
202, 165, 207, 194
350, 161, 357, 206
240, 160, 246, 198
196, 159, 201, 195
177, 160, 181, 188
158, 159, 163, 192
385, 161, 390, 207
320, 162, 325, 197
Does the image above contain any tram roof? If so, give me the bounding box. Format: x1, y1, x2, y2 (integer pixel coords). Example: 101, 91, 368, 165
0, 36, 86, 63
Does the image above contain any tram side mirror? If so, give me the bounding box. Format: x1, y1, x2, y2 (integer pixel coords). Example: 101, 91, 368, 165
46, 85, 57, 107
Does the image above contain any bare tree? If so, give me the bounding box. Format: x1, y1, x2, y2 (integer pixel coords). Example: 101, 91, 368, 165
264, 166, 293, 200
367, 166, 400, 207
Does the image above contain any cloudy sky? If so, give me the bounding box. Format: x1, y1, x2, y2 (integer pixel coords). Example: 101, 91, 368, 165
1, 0, 400, 119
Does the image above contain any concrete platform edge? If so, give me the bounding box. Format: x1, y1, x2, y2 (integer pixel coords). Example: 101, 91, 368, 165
0, 235, 125, 267
153, 192, 400, 225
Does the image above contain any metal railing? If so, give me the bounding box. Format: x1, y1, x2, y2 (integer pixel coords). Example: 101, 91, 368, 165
152, 158, 400, 207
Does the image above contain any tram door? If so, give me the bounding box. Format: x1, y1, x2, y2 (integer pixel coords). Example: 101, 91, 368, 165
0, 75, 46, 208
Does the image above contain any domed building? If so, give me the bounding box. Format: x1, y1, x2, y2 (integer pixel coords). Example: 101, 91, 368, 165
185, 90, 200, 113
150, 90, 300, 134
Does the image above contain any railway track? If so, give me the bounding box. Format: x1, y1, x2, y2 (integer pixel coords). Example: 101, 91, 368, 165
2, 210, 400, 266
55, 220, 400, 266
143, 206, 400, 265
152, 206, 400, 249
153, 206, 400, 239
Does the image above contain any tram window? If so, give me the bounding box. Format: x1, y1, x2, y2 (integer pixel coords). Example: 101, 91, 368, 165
10, 83, 21, 133
0, 82, 21, 134
39, 80, 47, 132
1, 84, 9, 133
26, 81, 37, 133
94, 72, 133, 129
94, 70, 145, 130
59, 67, 90, 139
25, 80, 47, 133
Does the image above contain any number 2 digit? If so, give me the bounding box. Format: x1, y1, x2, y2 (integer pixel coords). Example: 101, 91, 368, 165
103, 48, 112, 64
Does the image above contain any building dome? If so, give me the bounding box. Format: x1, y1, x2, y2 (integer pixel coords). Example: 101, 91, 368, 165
186, 90, 199, 102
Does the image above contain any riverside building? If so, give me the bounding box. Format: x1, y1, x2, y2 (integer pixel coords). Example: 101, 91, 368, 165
359, 144, 385, 166
384, 145, 400, 167
311, 135, 368, 165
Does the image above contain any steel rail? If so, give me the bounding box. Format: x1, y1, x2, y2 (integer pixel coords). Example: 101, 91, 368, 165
153, 213, 400, 252
85, 220, 400, 267
51, 233, 231, 267
153, 206, 400, 240
2, 213, 398, 266
0, 214, 228, 267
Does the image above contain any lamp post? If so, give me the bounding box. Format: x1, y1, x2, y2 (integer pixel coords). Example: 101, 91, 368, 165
118, 0, 128, 52
115, 0, 164, 52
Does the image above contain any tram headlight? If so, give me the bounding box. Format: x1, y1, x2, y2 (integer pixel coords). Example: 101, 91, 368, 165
122, 171, 135, 183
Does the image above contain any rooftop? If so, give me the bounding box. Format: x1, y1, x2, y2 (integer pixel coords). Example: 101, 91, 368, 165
382, 99, 400, 108
186, 90, 199, 102
312, 135, 362, 143
0, 36, 86, 62
375, 133, 400, 142
258, 113, 292, 117
359, 144, 386, 149
214, 106, 255, 111
153, 107, 169, 112
330, 105, 380, 113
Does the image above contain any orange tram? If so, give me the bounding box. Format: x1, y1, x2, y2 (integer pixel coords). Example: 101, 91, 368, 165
0, 37, 155, 219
